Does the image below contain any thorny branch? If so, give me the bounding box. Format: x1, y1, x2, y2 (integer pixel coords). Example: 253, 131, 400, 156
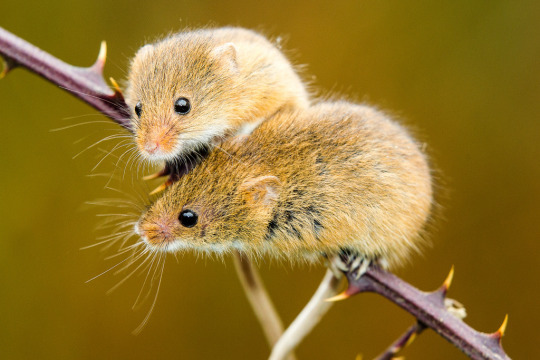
269, 268, 342, 360
0, 25, 285, 347
0, 26, 512, 360
233, 252, 295, 360
0, 27, 131, 129
332, 265, 511, 360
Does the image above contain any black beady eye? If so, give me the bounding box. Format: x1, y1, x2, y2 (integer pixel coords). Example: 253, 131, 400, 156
174, 97, 191, 115
134, 101, 142, 118
179, 209, 198, 228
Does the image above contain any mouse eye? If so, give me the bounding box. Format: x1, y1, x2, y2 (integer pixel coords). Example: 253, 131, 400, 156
174, 97, 191, 115
179, 209, 198, 228
134, 101, 142, 118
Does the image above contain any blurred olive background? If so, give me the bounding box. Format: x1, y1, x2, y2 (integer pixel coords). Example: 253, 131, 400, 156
0, 1, 538, 359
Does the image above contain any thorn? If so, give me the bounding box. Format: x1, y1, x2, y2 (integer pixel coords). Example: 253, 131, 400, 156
109, 76, 123, 96
0, 56, 17, 79
404, 331, 417, 347
95, 41, 107, 70
143, 172, 162, 181
143, 167, 169, 181
442, 265, 454, 291
325, 291, 350, 302
493, 314, 508, 339
149, 181, 171, 195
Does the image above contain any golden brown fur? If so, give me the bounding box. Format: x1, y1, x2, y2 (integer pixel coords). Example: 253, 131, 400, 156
137, 101, 433, 269
125, 27, 310, 163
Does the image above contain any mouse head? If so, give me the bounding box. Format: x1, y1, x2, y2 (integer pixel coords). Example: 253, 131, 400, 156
136, 162, 281, 256
125, 36, 240, 163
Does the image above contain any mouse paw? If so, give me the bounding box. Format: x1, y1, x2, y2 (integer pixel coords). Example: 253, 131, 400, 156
333, 250, 373, 280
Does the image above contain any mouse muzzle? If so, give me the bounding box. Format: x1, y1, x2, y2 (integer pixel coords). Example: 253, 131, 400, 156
136, 215, 178, 250
137, 124, 178, 161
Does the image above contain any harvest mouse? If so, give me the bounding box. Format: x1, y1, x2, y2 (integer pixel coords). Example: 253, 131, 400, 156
124, 27, 310, 190
136, 101, 432, 272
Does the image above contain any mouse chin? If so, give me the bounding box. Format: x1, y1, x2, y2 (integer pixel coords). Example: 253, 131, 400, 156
140, 237, 242, 256
139, 236, 188, 253
140, 147, 182, 163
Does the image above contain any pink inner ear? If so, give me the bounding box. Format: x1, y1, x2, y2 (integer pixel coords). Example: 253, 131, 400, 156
241, 175, 281, 206
212, 42, 238, 72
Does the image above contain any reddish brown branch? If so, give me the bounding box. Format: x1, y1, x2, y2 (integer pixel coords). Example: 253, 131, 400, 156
0, 27, 512, 360
374, 322, 426, 360
340, 266, 511, 360
0, 26, 131, 129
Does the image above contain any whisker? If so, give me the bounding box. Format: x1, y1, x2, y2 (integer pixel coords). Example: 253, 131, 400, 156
80, 229, 134, 250
133, 252, 167, 335
86, 250, 143, 283
73, 134, 132, 159
106, 249, 154, 294
132, 250, 161, 309
50, 120, 115, 132
58, 85, 130, 110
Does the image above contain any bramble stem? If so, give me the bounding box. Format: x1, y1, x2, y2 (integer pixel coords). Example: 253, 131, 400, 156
0, 26, 131, 128
344, 267, 511, 360
269, 269, 342, 360
232, 252, 295, 360
0, 27, 512, 360
374, 322, 426, 360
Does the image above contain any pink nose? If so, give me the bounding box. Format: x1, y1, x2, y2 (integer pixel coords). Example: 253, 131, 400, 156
144, 141, 160, 154
138, 219, 174, 246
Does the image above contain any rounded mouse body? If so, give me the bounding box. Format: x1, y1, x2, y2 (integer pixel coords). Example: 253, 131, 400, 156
137, 102, 432, 265
136, 101, 433, 269
125, 27, 310, 163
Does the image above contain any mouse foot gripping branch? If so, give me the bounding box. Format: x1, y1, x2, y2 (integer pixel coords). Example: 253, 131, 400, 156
272, 265, 510, 360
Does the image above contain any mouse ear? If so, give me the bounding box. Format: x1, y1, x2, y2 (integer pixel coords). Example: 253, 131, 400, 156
211, 42, 239, 72
239, 175, 281, 208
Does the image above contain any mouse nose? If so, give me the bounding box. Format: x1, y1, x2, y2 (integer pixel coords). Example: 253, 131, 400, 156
144, 141, 161, 154
138, 217, 176, 247
139, 126, 177, 158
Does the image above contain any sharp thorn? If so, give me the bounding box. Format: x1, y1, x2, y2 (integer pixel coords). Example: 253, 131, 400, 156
325, 291, 350, 302
0, 56, 17, 79
96, 40, 107, 69
149, 182, 170, 195
404, 331, 417, 347
493, 314, 509, 339
143, 172, 161, 181
443, 265, 454, 290
109, 76, 123, 96
438, 265, 454, 295
143, 167, 169, 181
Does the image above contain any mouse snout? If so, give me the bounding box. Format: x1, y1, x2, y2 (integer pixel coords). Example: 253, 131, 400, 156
137, 216, 177, 247
143, 141, 161, 155
138, 125, 178, 159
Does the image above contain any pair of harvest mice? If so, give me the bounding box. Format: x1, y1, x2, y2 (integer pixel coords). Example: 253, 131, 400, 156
125, 27, 433, 272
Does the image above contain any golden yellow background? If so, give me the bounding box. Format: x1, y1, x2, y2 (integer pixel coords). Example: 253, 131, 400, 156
0, 1, 538, 359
